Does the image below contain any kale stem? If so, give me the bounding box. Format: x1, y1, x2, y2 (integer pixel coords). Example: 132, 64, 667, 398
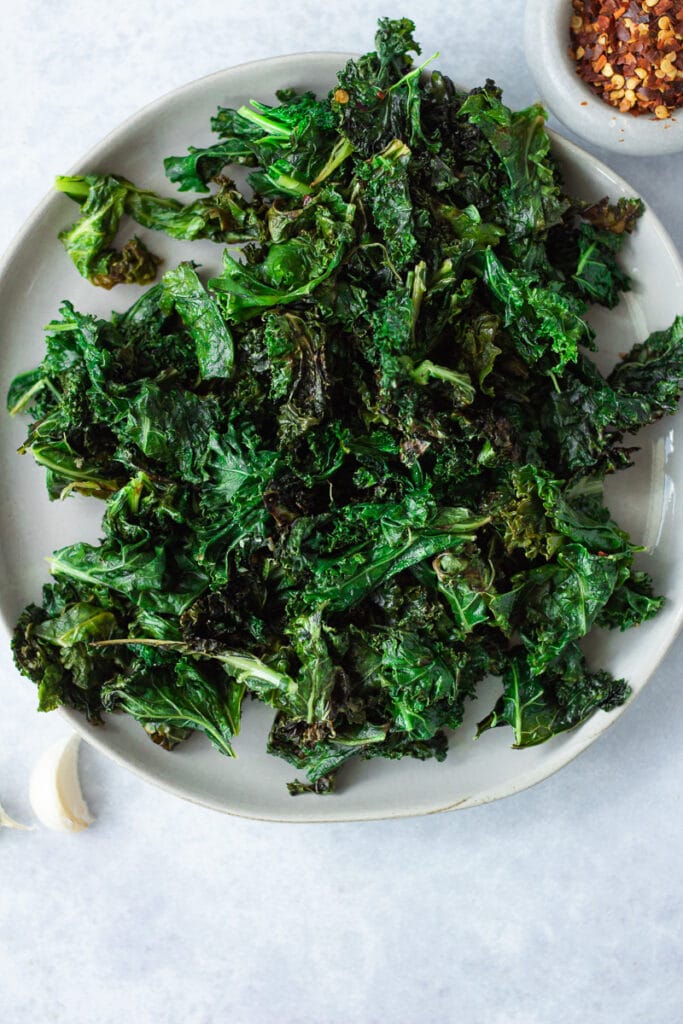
310, 137, 354, 187
236, 104, 291, 138
7, 377, 47, 416
387, 51, 439, 93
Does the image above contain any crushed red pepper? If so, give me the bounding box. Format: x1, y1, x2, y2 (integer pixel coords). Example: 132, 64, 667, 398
569, 0, 683, 117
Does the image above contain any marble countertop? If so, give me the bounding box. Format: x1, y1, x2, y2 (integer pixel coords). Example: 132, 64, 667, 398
2, 2, 682, 1021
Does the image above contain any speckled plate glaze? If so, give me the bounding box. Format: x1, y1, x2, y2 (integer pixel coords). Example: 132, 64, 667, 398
1, 53, 682, 821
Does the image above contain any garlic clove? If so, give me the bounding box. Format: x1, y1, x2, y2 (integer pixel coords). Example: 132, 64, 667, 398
0, 799, 33, 830
29, 734, 94, 832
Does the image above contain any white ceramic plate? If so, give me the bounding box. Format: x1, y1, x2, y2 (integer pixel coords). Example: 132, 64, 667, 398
1, 54, 683, 822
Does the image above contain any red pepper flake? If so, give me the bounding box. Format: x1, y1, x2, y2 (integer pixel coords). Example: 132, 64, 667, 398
569, 0, 683, 116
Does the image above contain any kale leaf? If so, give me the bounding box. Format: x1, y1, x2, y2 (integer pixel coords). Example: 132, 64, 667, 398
56, 174, 261, 286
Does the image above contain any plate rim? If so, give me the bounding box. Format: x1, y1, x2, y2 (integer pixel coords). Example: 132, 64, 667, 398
3, 52, 683, 822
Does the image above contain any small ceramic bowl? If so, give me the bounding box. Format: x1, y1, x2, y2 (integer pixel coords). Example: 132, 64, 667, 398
525, 0, 683, 156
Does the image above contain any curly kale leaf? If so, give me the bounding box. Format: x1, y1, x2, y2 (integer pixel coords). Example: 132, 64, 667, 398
55, 175, 159, 287
44, 473, 207, 617
493, 543, 628, 675
298, 498, 489, 613
458, 89, 569, 256
542, 318, 683, 475
209, 189, 356, 322
495, 464, 632, 561
55, 174, 260, 286
571, 224, 632, 308
102, 655, 245, 755
268, 716, 390, 791
11, 592, 129, 720
173, 91, 343, 198
164, 140, 256, 193
333, 18, 429, 155
160, 263, 234, 379
355, 139, 418, 270
477, 645, 630, 748
481, 249, 592, 371
581, 196, 645, 235
607, 316, 683, 425
596, 570, 664, 630
8, 283, 243, 499
262, 312, 330, 446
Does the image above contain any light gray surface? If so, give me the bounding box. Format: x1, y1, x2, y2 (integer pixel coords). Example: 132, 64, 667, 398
1, 1, 682, 1021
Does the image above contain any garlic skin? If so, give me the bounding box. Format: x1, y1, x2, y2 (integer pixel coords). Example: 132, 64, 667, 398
0, 800, 33, 830
29, 734, 94, 832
